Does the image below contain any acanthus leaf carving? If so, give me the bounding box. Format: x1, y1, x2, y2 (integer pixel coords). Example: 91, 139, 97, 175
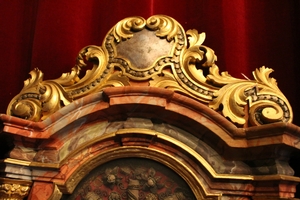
113, 16, 146, 42
6, 15, 293, 127
0, 179, 31, 200
209, 66, 292, 126
146, 15, 179, 41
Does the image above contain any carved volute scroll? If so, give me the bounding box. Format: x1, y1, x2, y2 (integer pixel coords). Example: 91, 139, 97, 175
6, 15, 293, 127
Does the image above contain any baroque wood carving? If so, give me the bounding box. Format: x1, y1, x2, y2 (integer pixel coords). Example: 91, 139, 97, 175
0, 178, 31, 200
6, 15, 292, 127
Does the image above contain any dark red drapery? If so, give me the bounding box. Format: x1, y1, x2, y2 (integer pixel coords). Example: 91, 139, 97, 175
1, 0, 300, 196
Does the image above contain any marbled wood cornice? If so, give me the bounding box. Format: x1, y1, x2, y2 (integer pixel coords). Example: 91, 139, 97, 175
1, 87, 300, 183
5, 129, 298, 198
1, 87, 300, 150
5, 15, 292, 127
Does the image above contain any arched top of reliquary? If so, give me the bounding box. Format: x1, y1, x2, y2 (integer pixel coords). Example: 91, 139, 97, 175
6, 15, 293, 127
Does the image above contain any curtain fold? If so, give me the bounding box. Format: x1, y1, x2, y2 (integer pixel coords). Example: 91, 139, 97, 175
0, 0, 299, 124
1, 0, 300, 196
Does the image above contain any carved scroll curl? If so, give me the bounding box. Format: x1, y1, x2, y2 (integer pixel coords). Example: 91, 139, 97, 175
208, 66, 292, 126
7, 69, 72, 121
113, 16, 146, 42
112, 15, 179, 42
146, 15, 179, 41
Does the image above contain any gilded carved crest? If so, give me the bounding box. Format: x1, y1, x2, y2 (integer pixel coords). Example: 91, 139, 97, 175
6, 15, 293, 126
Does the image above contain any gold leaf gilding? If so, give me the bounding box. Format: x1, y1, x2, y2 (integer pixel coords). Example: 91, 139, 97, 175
6, 15, 293, 126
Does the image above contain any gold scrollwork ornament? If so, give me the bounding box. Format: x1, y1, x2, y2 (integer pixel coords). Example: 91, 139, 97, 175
6, 15, 293, 127
0, 183, 30, 200
208, 66, 292, 126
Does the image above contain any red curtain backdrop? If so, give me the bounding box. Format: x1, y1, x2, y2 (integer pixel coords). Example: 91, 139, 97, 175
1, 0, 300, 196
